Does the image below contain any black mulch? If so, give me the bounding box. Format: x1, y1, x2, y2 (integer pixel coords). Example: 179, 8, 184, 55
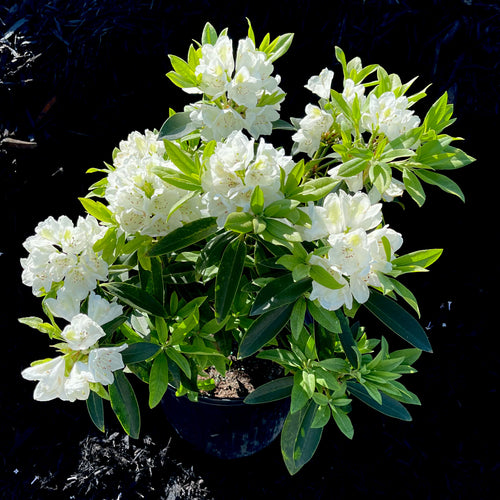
1, 1, 499, 498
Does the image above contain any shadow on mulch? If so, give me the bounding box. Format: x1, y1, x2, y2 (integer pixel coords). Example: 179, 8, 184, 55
1, 1, 499, 498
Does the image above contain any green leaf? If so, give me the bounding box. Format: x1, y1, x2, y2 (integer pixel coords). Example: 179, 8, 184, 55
109, 370, 141, 439
330, 405, 354, 439
311, 404, 331, 429
290, 297, 307, 340
78, 197, 113, 223
392, 248, 442, 269
224, 212, 254, 234
346, 381, 412, 421
250, 274, 312, 316
281, 400, 323, 475
244, 377, 294, 404
158, 111, 198, 141
403, 169, 426, 206
201, 22, 218, 45
265, 32, 294, 62
18, 316, 60, 337
335, 309, 361, 369
148, 217, 218, 256
423, 92, 455, 134
166, 347, 191, 378
289, 177, 339, 202
250, 185, 265, 215
307, 300, 341, 333
318, 358, 349, 372
103, 282, 166, 317
215, 237, 247, 321
195, 231, 235, 278
309, 264, 344, 290
162, 140, 198, 177
238, 303, 294, 358
148, 351, 169, 409
122, 342, 161, 364
364, 291, 432, 352
387, 277, 420, 317
87, 391, 105, 432
338, 157, 369, 177
415, 170, 465, 202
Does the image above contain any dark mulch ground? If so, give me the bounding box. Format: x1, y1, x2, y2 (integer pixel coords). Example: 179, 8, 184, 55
1, 1, 499, 498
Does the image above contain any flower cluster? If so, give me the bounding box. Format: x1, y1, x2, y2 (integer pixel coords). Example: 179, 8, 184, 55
304, 191, 402, 310
176, 31, 286, 141
21, 293, 126, 402
21, 215, 108, 303
19, 22, 474, 475
105, 130, 202, 237
201, 130, 294, 226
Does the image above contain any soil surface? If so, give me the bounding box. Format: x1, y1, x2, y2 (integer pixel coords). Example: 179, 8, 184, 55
1, 1, 498, 499
201, 356, 284, 399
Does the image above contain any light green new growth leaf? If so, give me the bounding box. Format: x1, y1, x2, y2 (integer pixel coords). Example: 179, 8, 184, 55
79, 197, 113, 223
415, 169, 465, 202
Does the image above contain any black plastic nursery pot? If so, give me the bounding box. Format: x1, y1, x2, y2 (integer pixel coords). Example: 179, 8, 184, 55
161, 385, 290, 459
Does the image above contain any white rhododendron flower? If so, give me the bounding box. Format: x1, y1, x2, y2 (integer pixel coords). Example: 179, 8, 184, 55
21, 215, 107, 299
105, 130, 202, 236
300, 191, 382, 241
342, 78, 366, 106
368, 177, 406, 203
113, 129, 167, 169
87, 345, 128, 385
21, 357, 68, 402
309, 223, 403, 311
361, 91, 420, 141
292, 104, 333, 156
201, 131, 293, 226
189, 105, 247, 142
305, 68, 334, 99
65, 362, 93, 402
196, 35, 234, 98
56, 293, 123, 351
328, 165, 364, 193
61, 313, 107, 351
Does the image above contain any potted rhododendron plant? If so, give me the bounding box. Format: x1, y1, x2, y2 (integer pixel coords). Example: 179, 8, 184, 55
20, 21, 474, 474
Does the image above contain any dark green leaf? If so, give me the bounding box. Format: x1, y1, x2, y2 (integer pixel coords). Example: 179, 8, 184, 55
158, 111, 198, 141
346, 381, 412, 421
307, 300, 341, 333
250, 274, 311, 316
244, 377, 294, 404
195, 231, 234, 278
103, 282, 166, 317
87, 391, 105, 432
364, 291, 432, 352
122, 342, 161, 364
335, 309, 361, 369
215, 237, 247, 321
148, 217, 218, 256
109, 370, 141, 439
238, 303, 294, 358
148, 351, 169, 409
281, 400, 323, 475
